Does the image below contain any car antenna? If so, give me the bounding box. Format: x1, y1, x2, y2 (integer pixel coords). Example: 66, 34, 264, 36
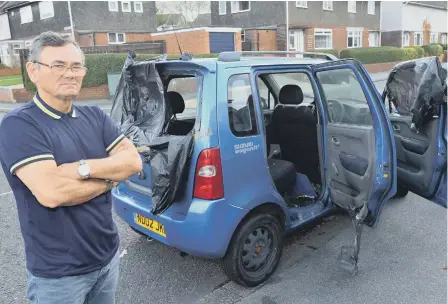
171, 21, 192, 61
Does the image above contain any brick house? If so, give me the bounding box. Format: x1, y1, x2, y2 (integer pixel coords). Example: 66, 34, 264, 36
381, 1, 447, 47
211, 1, 381, 52
151, 27, 242, 55
0, 1, 157, 67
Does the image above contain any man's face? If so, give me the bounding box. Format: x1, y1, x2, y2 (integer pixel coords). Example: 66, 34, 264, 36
27, 43, 85, 100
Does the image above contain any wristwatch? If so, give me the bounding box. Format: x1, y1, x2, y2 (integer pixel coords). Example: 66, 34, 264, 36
77, 159, 91, 180
104, 179, 114, 192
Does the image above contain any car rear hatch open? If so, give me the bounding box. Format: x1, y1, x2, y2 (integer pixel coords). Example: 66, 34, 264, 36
110, 53, 194, 215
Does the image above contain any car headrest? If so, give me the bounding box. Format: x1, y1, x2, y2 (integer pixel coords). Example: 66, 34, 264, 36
166, 91, 185, 114
279, 85, 303, 105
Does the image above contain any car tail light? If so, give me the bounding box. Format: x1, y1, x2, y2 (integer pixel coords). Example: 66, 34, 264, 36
193, 147, 224, 200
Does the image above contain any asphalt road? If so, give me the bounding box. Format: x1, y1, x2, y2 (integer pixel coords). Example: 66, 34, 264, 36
0, 78, 446, 304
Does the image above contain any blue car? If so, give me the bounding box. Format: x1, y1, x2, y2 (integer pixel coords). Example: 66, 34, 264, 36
112, 52, 447, 287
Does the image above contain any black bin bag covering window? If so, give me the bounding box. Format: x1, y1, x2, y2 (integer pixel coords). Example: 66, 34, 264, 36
110, 52, 194, 215
382, 56, 447, 131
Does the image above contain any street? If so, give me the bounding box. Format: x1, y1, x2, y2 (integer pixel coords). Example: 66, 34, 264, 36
0, 76, 446, 304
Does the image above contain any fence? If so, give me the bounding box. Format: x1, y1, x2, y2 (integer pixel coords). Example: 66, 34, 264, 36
80, 41, 166, 54
242, 32, 260, 51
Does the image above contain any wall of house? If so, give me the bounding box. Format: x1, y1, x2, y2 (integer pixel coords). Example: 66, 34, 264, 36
401, 4, 447, 33
211, 1, 285, 28
380, 1, 403, 31
70, 1, 156, 33
301, 26, 379, 51
7, 1, 71, 40
76, 33, 95, 47
151, 30, 210, 54
245, 30, 277, 51
288, 1, 380, 30
92, 32, 153, 46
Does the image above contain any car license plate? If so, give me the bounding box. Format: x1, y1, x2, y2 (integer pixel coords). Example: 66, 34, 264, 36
135, 213, 166, 237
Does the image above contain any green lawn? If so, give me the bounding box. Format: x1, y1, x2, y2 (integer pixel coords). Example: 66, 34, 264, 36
0, 74, 23, 86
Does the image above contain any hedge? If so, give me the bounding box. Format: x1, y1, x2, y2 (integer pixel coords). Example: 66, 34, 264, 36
24, 53, 219, 92
339, 46, 419, 64
411, 46, 425, 58
422, 44, 444, 56
0, 63, 8, 69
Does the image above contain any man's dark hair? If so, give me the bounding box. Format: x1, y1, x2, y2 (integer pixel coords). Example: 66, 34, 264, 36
28, 31, 84, 63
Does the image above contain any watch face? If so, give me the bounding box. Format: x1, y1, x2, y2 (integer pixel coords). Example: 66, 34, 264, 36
78, 164, 90, 177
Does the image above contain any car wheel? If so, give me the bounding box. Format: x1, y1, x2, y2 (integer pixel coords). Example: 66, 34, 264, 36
223, 213, 284, 287
395, 184, 409, 198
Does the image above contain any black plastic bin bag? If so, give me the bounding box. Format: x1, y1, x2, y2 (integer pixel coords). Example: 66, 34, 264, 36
110, 52, 195, 215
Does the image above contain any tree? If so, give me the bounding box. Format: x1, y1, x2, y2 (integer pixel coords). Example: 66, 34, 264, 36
157, 1, 208, 27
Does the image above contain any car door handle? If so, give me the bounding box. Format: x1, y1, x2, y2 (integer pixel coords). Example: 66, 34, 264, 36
393, 124, 401, 132
332, 137, 340, 146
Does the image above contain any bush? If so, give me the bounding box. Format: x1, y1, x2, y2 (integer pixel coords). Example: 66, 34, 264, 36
0, 63, 8, 69
339, 46, 418, 64
422, 44, 443, 56
23, 52, 218, 92
440, 44, 448, 51
409, 46, 425, 58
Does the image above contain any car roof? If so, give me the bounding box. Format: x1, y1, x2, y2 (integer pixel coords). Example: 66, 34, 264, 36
156, 56, 331, 72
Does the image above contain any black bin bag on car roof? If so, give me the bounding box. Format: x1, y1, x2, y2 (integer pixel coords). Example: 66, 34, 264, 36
382, 56, 447, 132
110, 52, 195, 215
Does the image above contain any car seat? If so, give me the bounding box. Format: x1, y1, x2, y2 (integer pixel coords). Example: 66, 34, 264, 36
166, 91, 195, 136
271, 84, 321, 184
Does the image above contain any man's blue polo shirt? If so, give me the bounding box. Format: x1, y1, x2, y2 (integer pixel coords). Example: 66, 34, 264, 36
0, 93, 125, 278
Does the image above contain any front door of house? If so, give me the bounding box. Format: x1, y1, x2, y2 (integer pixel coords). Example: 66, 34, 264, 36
289, 29, 304, 56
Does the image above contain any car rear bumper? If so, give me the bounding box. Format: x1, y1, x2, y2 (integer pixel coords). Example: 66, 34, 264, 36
112, 188, 247, 259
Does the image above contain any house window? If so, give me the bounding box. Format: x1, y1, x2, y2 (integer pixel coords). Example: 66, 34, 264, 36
227, 74, 258, 137
219, 1, 227, 15
368, 1, 375, 15
441, 33, 447, 44
430, 33, 438, 44
39, 1, 54, 20
402, 32, 410, 46
108, 1, 118, 12
323, 1, 333, 10
231, 1, 250, 13
241, 30, 246, 42
414, 32, 423, 46
134, 2, 143, 13
347, 29, 363, 48
20, 6, 33, 24
296, 1, 307, 8
108, 33, 126, 44
289, 30, 295, 49
314, 29, 332, 49
348, 1, 356, 13
121, 1, 131, 13
368, 31, 379, 47
13, 44, 21, 56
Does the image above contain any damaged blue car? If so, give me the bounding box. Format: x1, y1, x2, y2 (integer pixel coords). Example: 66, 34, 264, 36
111, 52, 447, 287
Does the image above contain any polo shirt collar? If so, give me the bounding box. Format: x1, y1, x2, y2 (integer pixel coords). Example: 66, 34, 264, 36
33, 92, 77, 119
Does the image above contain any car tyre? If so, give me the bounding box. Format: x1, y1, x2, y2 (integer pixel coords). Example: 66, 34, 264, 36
223, 213, 284, 287
395, 184, 409, 198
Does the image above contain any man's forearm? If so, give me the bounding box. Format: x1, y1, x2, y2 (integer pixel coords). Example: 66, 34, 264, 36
35, 173, 109, 208
88, 149, 143, 181
56, 149, 142, 182
57, 178, 107, 207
